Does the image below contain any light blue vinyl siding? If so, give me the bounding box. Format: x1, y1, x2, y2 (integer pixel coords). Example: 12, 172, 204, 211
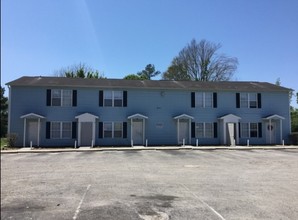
8, 85, 291, 147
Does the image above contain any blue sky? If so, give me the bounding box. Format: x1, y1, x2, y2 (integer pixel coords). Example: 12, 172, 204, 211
1, 0, 298, 106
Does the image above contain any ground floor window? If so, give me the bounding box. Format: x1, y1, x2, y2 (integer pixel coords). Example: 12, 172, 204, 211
240, 122, 259, 138
195, 122, 214, 138
51, 122, 72, 139
103, 122, 123, 138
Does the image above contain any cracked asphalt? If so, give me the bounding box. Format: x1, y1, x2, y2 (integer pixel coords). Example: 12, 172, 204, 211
1, 149, 298, 219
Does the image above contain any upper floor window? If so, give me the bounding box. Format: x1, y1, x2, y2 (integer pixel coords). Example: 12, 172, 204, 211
47, 89, 77, 107
237, 93, 261, 108
191, 92, 217, 108
99, 90, 127, 107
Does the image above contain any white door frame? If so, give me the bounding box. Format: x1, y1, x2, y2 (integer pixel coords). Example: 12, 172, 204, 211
128, 114, 148, 146
75, 113, 98, 146
263, 114, 285, 145
218, 114, 241, 146
174, 114, 194, 145
21, 113, 45, 147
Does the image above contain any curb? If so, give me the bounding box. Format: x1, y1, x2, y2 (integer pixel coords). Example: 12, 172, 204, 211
1, 146, 297, 154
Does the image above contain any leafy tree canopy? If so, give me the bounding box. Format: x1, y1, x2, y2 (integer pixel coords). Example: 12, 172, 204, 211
1, 86, 8, 137
137, 64, 160, 80
124, 64, 160, 80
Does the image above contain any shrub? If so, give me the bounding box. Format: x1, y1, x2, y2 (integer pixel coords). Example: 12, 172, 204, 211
289, 133, 298, 145
6, 133, 18, 147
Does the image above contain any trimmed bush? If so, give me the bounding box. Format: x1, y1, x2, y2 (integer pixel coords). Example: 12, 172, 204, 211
289, 133, 298, 145
6, 133, 18, 147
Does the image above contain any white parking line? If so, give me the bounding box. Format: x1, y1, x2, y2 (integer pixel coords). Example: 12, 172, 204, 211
73, 184, 91, 220
180, 184, 226, 220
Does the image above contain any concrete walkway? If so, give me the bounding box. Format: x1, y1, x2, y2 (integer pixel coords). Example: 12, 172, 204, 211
1, 145, 297, 154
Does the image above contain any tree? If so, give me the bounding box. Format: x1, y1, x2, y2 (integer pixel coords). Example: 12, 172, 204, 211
1, 86, 8, 137
55, 63, 105, 79
275, 77, 281, 86
291, 108, 298, 132
163, 39, 238, 81
123, 64, 160, 80
123, 74, 147, 80
137, 64, 160, 80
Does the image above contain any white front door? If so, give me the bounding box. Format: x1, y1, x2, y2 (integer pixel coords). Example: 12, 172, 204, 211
27, 120, 38, 146
132, 120, 143, 145
80, 122, 93, 146
227, 123, 235, 146
178, 120, 189, 144
266, 122, 276, 144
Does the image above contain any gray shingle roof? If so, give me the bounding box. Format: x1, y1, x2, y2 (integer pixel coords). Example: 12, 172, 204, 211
6, 76, 291, 92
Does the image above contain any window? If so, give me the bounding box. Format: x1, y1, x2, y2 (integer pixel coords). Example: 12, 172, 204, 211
103, 122, 123, 138
62, 122, 72, 138
51, 122, 61, 139
62, 90, 72, 107
114, 122, 123, 138
241, 123, 249, 138
51, 122, 72, 139
51, 89, 72, 107
249, 93, 257, 108
103, 122, 113, 138
240, 93, 248, 108
205, 123, 213, 138
104, 91, 113, 107
195, 92, 213, 108
114, 91, 123, 107
241, 123, 258, 138
205, 93, 213, 108
250, 123, 258, 137
196, 123, 204, 138
52, 90, 61, 106
196, 123, 214, 138
103, 91, 123, 107
240, 93, 258, 108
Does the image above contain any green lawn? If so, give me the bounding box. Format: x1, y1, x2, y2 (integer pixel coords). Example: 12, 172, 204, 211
1, 138, 8, 150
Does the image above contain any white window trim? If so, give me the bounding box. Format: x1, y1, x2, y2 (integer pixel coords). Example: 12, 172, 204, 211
196, 92, 213, 108
103, 91, 123, 107
196, 122, 214, 138
51, 121, 72, 139
103, 122, 123, 138
241, 93, 258, 108
241, 122, 259, 138
51, 89, 72, 107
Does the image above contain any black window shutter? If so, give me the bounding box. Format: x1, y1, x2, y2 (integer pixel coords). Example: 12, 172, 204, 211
123, 122, 127, 138
99, 91, 103, 107
214, 122, 218, 138
72, 90, 77, 106
98, 122, 103, 138
191, 122, 196, 138
72, 122, 77, 139
46, 122, 51, 139
257, 93, 262, 108
258, 122, 262, 138
46, 89, 51, 106
123, 91, 127, 107
191, 92, 195, 108
236, 93, 240, 108
213, 93, 217, 108
238, 122, 241, 138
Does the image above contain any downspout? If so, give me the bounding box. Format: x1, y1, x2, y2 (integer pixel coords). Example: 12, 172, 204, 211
7, 85, 11, 134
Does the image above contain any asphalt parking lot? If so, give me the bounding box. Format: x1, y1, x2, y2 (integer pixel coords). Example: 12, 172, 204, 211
1, 149, 298, 220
